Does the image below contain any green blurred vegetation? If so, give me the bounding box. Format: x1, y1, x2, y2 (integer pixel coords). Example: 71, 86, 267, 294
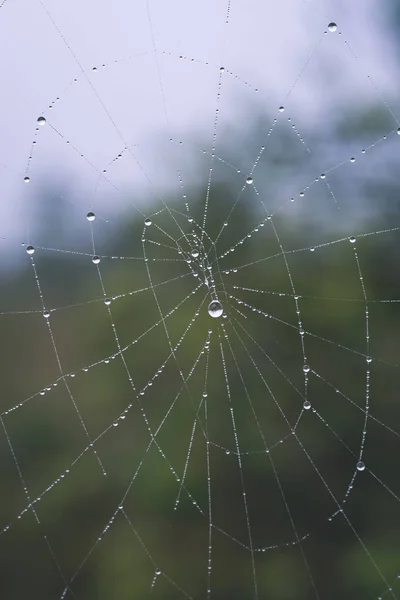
1, 104, 400, 600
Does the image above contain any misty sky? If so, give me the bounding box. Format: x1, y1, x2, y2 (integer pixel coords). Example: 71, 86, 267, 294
0, 0, 398, 261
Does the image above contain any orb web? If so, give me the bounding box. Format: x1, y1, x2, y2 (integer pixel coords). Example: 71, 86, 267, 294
0, 1, 400, 599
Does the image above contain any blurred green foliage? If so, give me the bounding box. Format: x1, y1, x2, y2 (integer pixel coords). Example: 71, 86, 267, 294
1, 108, 400, 600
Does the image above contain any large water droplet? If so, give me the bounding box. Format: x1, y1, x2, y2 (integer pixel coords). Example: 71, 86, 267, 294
356, 461, 365, 471
86, 212, 96, 221
246, 176, 253, 185
397, 128, 400, 135
24, 176, 30, 183
208, 300, 223, 318
191, 248, 199, 258
303, 400, 311, 410
328, 22, 337, 32
144, 218, 152, 226
26, 245, 35, 255
37, 116, 46, 126
278, 106, 285, 112
92, 255, 100, 265
349, 236, 356, 244
104, 298, 111, 306
303, 364, 310, 374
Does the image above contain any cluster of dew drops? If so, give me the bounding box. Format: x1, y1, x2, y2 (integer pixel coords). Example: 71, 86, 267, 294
143, 215, 224, 319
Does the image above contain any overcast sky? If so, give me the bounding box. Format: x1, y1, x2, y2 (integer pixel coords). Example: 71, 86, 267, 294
0, 0, 398, 264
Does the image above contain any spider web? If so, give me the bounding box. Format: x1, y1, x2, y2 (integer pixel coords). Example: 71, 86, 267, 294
1, 1, 400, 598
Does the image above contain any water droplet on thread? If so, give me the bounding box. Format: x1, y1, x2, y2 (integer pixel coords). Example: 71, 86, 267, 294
349, 236, 356, 244
191, 248, 199, 258
92, 255, 100, 265
37, 116, 46, 126
303, 364, 310, 374
246, 176, 253, 185
356, 461, 365, 471
303, 400, 311, 410
208, 300, 223, 318
278, 106, 285, 112
86, 212, 96, 222
328, 22, 337, 32
144, 218, 152, 227
26, 246, 35, 255
104, 298, 111, 306
24, 176, 30, 183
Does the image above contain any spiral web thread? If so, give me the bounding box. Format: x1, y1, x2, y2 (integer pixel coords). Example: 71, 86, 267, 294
1, 1, 400, 599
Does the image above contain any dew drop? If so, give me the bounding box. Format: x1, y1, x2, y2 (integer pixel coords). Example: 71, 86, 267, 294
86, 212, 96, 222
278, 106, 285, 112
144, 218, 152, 226
350, 157, 355, 163
328, 22, 337, 32
303, 364, 310, 374
349, 236, 356, 244
356, 461, 365, 471
92, 255, 101, 265
220, 66, 225, 72
397, 128, 400, 135
246, 176, 253, 185
208, 300, 223, 318
155, 569, 161, 576
303, 400, 311, 410
366, 356, 372, 364
320, 173, 326, 179
26, 245, 35, 255
37, 116, 46, 126
24, 176, 30, 183
43, 311, 50, 319
104, 298, 111, 306
191, 248, 199, 258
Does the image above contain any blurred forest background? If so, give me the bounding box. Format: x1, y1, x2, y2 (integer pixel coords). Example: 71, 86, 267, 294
1, 3, 400, 600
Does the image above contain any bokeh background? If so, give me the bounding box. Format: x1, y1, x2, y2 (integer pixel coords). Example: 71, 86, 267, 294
0, 1, 400, 599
